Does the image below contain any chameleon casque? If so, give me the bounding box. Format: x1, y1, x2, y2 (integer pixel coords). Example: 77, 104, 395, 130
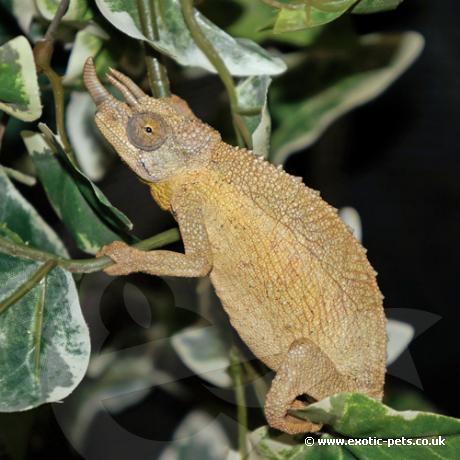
83, 57, 386, 435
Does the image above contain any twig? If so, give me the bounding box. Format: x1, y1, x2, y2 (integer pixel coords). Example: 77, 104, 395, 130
229, 346, 248, 459
0, 260, 56, 314
2, 166, 36, 186
0, 112, 9, 154
137, 0, 171, 97
44, 0, 70, 41
179, 0, 252, 148
33, 0, 74, 159
0, 228, 180, 274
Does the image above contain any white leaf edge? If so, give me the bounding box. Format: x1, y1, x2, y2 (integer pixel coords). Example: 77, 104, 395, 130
386, 319, 414, 366
0, 36, 42, 122
273, 32, 425, 163
65, 91, 110, 181
95, 0, 286, 77
159, 411, 231, 460
171, 325, 232, 388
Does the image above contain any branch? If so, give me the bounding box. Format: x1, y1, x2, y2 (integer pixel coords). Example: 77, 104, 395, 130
0, 260, 56, 314
0, 228, 180, 274
33, 0, 74, 158
44, 0, 70, 42
229, 346, 248, 459
179, 0, 252, 148
137, 0, 171, 97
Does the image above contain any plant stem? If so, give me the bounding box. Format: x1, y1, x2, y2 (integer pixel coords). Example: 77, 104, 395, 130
33, 0, 74, 160
43, 0, 70, 41
0, 260, 56, 314
137, 0, 171, 97
2, 166, 36, 186
0, 228, 180, 274
0, 112, 9, 154
43, 66, 73, 155
229, 346, 248, 459
179, 0, 252, 148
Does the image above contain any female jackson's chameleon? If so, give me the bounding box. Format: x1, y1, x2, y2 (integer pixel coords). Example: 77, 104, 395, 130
83, 58, 386, 434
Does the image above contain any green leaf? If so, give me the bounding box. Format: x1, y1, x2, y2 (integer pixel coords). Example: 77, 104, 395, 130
38, 124, 133, 233
293, 393, 460, 457
0, 167, 66, 256
0, 36, 42, 122
223, 0, 322, 47
249, 393, 460, 459
273, 1, 358, 32
236, 75, 272, 157
21, 130, 123, 254
353, 0, 404, 14
172, 324, 232, 388
36, 0, 93, 21
271, 32, 424, 163
0, 256, 90, 412
0, 169, 89, 412
95, 0, 286, 76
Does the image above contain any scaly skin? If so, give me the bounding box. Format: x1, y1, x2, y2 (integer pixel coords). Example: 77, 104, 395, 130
83, 58, 387, 434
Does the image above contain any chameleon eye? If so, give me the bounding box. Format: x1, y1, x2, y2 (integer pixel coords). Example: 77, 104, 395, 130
127, 112, 166, 151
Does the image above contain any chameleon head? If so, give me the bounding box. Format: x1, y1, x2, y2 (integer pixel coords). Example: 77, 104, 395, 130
83, 57, 220, 183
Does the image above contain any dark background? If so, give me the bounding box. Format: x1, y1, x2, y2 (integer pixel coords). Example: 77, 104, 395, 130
0, 0, 459, 458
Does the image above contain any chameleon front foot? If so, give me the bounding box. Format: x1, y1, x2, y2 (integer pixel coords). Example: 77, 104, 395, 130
98, 240, 142, 275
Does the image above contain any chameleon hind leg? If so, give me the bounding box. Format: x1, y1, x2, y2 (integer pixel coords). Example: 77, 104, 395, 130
264, 338, 356, 435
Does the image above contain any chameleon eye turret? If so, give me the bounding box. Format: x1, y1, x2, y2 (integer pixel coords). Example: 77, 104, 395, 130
127, 112, 167, 151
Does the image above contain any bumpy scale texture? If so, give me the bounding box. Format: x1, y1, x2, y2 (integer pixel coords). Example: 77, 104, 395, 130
84, 59, 387, 435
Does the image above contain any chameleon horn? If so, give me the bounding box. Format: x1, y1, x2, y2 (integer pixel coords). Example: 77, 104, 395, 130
83, 57, 114, 107
106, 72, 139, 108
107, 67, 146, 100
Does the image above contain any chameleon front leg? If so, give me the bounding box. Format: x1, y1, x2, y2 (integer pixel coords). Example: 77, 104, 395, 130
98, 202, 212, 277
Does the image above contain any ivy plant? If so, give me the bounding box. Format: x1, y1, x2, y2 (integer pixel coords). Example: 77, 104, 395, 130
0, 1, 454, 459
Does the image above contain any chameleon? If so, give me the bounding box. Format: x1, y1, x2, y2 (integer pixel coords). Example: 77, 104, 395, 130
83, 57, 386, 434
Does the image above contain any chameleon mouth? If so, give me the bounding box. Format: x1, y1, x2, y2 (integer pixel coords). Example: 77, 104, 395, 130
83, 57, 147, 109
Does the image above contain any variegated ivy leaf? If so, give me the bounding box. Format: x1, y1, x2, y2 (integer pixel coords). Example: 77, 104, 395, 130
353, 0, 404, 14
65, 92, 112, 181
226, 0, 323, 47
273, 0, 358, 32
21, 130, 124, 254
0, 36, 42, 122
271, 32, 424, 163
38, 124, 133, 232
63, 25, 109, 84
236, 75, 272, 157
171, 324, 232, 388
95, 0, 286, 77
250, 393, 460, 459
159, 411, 231, 460
291, 393, 460, 456
36, 0, 93, 22
339, 206, 362, 242
0, 0, 38, 34
386, 319, 414, 366
247, 426, 345, 459
0, 168, 90, 412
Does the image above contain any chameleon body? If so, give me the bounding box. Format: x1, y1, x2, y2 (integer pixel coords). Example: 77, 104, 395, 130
83, 58, 386, 434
